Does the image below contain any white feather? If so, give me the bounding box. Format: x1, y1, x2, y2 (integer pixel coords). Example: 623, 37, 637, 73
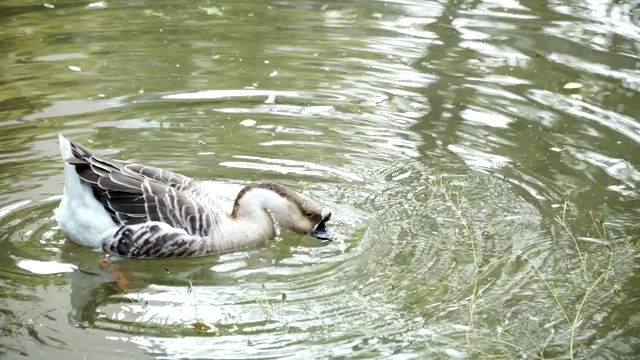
54, 134, 117, 248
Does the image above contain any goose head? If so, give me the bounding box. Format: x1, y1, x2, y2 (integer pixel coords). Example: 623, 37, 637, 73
282, 192, 333, 241
232, 182, 333, 241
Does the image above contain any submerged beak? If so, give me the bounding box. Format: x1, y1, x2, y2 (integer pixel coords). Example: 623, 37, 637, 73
310, 209, 333, 242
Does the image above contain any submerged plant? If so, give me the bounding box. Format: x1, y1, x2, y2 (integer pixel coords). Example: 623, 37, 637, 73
424, 175, 638, 359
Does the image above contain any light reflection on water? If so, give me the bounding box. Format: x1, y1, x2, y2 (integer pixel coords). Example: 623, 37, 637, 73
1, 0, 640, 359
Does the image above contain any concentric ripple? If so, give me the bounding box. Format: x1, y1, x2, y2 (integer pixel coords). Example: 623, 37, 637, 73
2, 0, 640, 358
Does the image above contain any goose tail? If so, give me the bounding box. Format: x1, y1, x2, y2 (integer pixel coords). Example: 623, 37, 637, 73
58, 133, 83, 196
55, 134, 114, 249
58, 133, 73, 163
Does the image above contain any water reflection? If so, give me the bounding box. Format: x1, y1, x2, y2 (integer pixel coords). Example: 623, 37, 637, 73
1, 0, 640, 358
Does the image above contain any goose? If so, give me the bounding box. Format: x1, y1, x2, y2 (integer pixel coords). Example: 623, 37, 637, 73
55, 134, 333, 260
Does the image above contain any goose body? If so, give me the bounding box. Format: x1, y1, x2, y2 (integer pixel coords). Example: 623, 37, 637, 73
55, 134, 332, 259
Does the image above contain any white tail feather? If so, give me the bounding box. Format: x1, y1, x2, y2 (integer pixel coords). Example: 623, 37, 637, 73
55, 134, 117, 248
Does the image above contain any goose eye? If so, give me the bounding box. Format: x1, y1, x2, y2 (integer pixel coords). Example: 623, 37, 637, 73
305, 211, 313, 218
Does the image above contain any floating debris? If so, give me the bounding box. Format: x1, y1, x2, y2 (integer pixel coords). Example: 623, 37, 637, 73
143, 9, 170, 19
198, 6, 223, 16
85, 1, 108, 9
191, 320, 212, 334
240, 119, 256, 127
44, 3, 55, 9
68, 65, 82, 72
563, 82, 583, 89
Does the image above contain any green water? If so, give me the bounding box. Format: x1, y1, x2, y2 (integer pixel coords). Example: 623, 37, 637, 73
2, 0, 640, 358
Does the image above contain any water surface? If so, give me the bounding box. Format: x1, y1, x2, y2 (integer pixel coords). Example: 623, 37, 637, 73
2, 0, 640, 359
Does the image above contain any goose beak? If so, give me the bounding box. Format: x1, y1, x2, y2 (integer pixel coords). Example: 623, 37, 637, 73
311, 209, 333, 242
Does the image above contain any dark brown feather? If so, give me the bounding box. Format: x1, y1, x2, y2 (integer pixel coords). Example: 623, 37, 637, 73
65, 158, 86, 165
76, 166, 100, 184
102, 222, 211, 259
65, 138, 220, 234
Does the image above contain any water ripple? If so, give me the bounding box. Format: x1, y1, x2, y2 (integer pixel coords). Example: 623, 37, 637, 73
2, 0, 640, 358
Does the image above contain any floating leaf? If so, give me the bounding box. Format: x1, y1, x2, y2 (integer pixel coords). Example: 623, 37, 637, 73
192, 320, 210, 331
563, 82, 582, 89
240, 119, 256, 127
199, 6, 223, 16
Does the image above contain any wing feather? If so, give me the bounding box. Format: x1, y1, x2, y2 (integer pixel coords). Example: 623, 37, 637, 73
65, 139, 221, 236
97, 175, 138, 193
102, 222, 218, 259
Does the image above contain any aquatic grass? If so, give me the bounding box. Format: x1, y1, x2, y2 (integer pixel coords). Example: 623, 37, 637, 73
253, 286, 292, 333
174, 280, 212, 333
255, 292, 279, 322
425, 176, 483, 349
426, 176, 531, 358
425, 175, 638, 359
533, 203, 631, 359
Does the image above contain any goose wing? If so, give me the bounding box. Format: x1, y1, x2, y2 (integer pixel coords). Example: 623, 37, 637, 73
67, 140, 221, 236
102, 222, 219, 259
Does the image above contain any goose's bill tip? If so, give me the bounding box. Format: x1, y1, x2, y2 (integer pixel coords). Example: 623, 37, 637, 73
311, 219, 332, 242
311, 228, 333, 242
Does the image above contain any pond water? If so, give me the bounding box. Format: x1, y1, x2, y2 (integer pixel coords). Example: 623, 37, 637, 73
2, 0, 640, 359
